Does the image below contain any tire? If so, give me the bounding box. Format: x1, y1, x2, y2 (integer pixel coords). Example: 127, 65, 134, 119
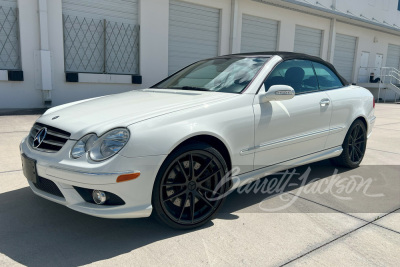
331, 119, 367, 168
152, 142, 229, 230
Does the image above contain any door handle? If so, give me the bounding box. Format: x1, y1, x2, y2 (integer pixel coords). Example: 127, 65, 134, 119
320, 99, 330, 107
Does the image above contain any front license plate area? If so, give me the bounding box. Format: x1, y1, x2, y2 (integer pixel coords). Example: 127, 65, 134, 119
21, 154, 38, 183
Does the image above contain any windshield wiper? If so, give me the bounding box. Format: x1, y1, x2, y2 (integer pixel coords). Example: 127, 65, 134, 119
169, 86, 210, 91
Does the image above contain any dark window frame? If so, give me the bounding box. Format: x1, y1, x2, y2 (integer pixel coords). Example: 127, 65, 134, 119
310, 61, 344, 91
259, 59, 346, 95
261, 59, 320, 95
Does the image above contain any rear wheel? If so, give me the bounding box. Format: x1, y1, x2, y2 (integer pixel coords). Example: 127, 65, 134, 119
152, 142, 229, 229
332, 119, 367, 168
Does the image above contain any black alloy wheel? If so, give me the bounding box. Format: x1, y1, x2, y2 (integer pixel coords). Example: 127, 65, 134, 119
332, 119, 367, 168
152, 142, 229, 229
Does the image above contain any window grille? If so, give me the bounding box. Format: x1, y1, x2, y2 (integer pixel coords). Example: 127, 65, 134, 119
0, 5, 21, 70
63, 14, 139, 74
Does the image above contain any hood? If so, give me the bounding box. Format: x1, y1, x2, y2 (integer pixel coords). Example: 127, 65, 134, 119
37, 89, 237, 139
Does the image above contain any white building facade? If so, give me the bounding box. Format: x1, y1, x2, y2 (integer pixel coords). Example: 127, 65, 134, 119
1, 0, 400, 108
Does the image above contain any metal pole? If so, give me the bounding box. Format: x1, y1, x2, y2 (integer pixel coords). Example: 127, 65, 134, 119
103, 19, 106, 74
378, 67, 382, 103
384, 86, 387, 103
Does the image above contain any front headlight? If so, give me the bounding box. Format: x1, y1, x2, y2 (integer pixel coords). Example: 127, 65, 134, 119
89, 128, 130, 161
71, 134, 98, 159
71, 128, 130, 161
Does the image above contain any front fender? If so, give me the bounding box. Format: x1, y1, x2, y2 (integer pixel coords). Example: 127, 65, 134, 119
119, 94, 256, 174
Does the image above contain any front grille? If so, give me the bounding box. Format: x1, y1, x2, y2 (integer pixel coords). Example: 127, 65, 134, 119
33, 177, 64, 198
29, 123, 71, 152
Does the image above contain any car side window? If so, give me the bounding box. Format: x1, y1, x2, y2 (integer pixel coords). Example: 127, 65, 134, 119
312, 62, 343, 90
263, 60, 318, 94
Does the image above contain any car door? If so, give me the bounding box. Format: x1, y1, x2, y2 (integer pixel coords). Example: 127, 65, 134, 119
252, 59, 333, 169
311, 61, 355, 149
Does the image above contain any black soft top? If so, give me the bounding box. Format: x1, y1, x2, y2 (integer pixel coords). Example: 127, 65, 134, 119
219, 51, 349, 85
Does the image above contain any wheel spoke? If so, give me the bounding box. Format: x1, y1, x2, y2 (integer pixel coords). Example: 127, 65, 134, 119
190, 193, 195, 223
198, 169, 221, 183
163, 189, 186, 202
190, 154, 195, 179
177, 160, 189, 181
195, 191, 215, 210
356, 127, 364, 140
353, 147, 359, 161
195, 158, 213, 180
198, 185, 221, 196
162, 182, 187, 187
355, 133, 365, 142
353, 126, 360, 140
349, 147, 354, 162
354, 145, 363, 160
178, 193, 188, 222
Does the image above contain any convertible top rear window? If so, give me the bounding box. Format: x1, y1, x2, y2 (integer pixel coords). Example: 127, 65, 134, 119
152, 57, 270, 94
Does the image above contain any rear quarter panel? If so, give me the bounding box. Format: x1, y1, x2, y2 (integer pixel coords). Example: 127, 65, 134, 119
325, 86, 374, 148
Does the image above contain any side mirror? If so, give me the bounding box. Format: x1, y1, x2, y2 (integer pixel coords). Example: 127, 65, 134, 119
259, 85, 295, 103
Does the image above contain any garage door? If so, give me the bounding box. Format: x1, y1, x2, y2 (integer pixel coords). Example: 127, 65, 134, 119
386, 44, 400, 69
333, 34, 357, 82
240, 15, 278, 53
169, 0, 220, 74
0, 0, 16, 7
62, 0, 139, 74
62, 0, 138, 23
0, 0, 20, 70
294, 25, 322, 57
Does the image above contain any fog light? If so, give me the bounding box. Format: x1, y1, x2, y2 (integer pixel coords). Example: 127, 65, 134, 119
92, 190, 107, 205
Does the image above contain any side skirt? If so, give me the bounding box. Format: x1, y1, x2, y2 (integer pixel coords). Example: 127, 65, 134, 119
230, 146, 343, 191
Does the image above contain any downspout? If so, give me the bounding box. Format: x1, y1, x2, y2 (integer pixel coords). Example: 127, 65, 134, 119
38, 0, 52, 107
230, 0, 240, 53
327, 18, 336, 63
328, 0, 337, 63
331, 0, 337, 11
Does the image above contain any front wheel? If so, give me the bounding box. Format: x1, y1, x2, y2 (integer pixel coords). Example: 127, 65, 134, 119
332, 119, 367, 168
152, 142, 229, 229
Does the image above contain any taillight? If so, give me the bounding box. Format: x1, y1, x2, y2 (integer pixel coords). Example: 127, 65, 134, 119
373, 99, 375, 109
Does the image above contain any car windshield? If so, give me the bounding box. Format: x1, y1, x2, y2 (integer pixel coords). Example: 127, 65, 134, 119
152, 57, 270, 93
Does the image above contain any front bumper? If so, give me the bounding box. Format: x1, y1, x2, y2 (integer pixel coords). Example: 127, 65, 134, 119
20, 137, 166, 219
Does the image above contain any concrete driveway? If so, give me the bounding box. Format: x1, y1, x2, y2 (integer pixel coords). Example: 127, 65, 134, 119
0, 104, 399, 267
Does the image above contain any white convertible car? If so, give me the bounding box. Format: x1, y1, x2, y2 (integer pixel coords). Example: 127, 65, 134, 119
20, 52, 375, 229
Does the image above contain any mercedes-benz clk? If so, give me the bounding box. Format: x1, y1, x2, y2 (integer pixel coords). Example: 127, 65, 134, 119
20, 52, 375, 229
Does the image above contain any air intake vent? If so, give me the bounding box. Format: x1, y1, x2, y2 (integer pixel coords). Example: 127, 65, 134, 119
28, 123, 71, 152
33, 177, 64, 198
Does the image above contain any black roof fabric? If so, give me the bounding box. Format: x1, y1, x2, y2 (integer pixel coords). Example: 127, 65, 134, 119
219, 51, 349, 85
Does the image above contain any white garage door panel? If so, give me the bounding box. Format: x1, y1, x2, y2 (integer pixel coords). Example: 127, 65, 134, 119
241, 15, 278, 53
0, 0, 16, 8
169, 0, 220, 75
62, 0, 138, 23
294, 26, 322, 57
333, 34, 357, 82
387, 44, 400, 69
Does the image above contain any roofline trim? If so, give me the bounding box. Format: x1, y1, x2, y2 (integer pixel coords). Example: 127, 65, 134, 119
254, 0, 400, 36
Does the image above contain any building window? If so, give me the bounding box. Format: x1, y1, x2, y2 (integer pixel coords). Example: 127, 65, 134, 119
0, 2, 21, 70
62, 0, 139, 75
398, 0, 400, 11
